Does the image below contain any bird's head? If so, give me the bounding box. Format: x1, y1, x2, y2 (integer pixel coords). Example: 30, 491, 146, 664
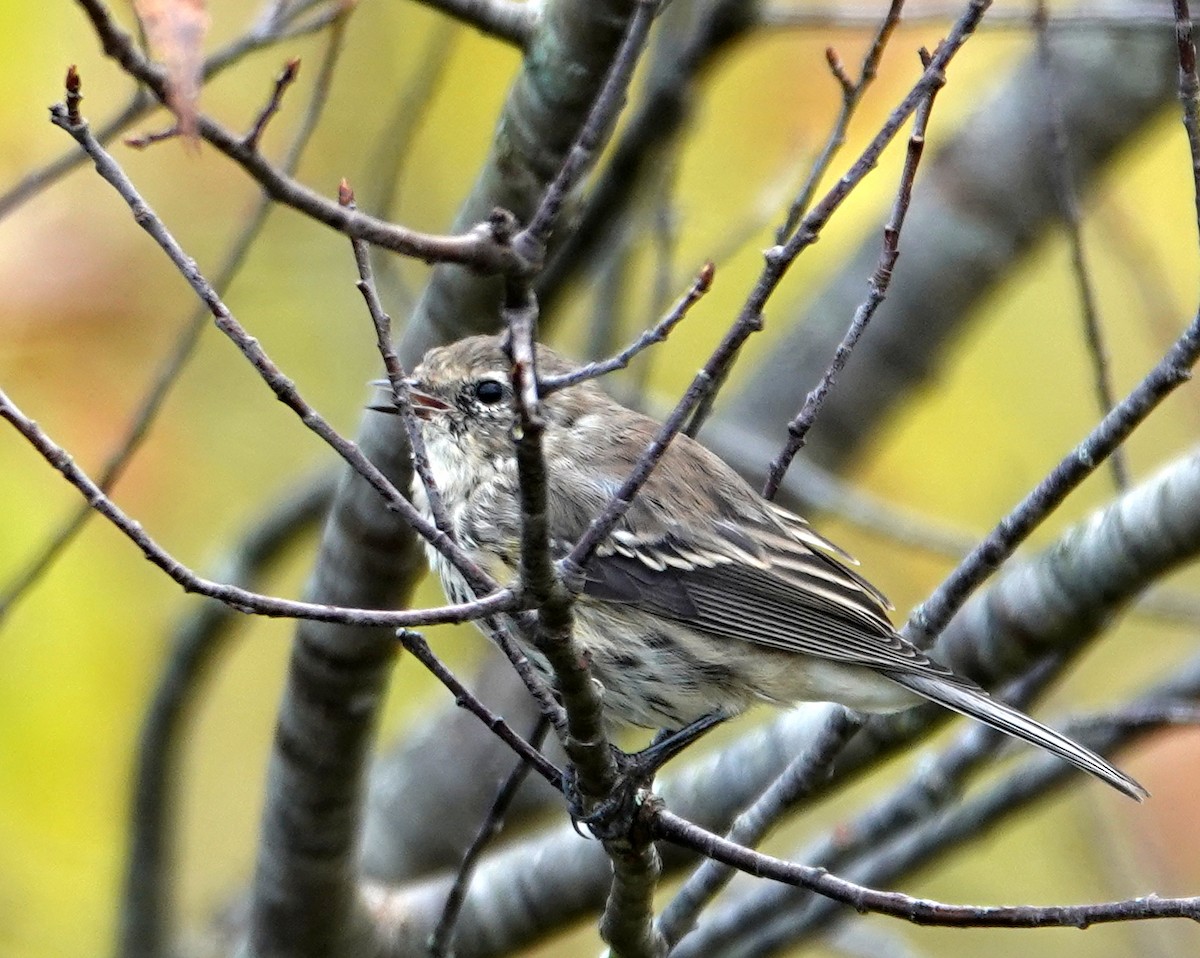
371, 335, 607, 461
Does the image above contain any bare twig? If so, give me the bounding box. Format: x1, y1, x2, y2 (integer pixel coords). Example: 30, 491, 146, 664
49, 94, 496, 593
120, 473, 335, 958
412, 0, 537, 48
540, 261, 714, 393
1034, 0, 1129, 490
242, 56, 301, 151
1174, 0, 1200, 237
118, 23, 352, 954
514, 0, 660, 265
567, 3, 989, 575
776, 0, 907, 242
0, 385, 513, 628
244, 0, 680, 951
562, 296, 773, 575
367, 450, 1200, 954
762, 60, 942, 498
906, 303, 1200, 648
681, 686, 1200, 954
1, 16, 348, 627
653, 809, 1200, 929
897, 2, 1200, 644
0, 0, 337, 221
506, 270, 661, 956
124, 123, 182, 149
502, 285, 619, 800
535, 0, 758, 315
759, 2, 1200, 30
685, 0, 991, 440
673, 660, 1070, 955
343, 182, 453, 534
656, 707, 860, 948
430, 717, 553, 958
73, 0, 532, 275
397, 631, 563, 788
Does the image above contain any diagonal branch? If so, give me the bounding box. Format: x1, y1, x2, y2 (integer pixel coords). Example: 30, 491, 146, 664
412, 0, 537, 48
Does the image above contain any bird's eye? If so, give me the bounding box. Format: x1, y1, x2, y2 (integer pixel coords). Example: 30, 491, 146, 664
474, 379, 505, 405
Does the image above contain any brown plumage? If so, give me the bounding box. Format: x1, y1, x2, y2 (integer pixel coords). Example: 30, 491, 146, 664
377, 335, 1146, 801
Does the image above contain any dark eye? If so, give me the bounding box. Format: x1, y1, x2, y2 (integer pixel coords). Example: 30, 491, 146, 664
474, 379, 505, 404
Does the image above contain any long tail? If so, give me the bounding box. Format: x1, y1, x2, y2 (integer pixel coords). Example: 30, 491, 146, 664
888, 672, 1148, 801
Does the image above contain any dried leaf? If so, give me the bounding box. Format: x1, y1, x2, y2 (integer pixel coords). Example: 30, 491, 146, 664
133, 0, 209, 143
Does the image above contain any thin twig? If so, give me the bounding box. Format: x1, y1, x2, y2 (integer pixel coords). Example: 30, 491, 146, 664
776, 0, 907, 242
343, 182, 453, 534
118, 25, 352, 953
700, 660, 1073, 958
562, 299, 768, 576
513, 0, 660, 265
684, 0, 991, 440
1034, 0, 1129, 490
411, 0, 537, 48
396, 631, 563, 788
0, 0, 336, 221
0, 16, 348, 626
502, 284, 619, 799
534, 0, 757, 316
758, 703, 1200, 951
906, 304, 1200, 648
119, 473, 335, 958
354, 251, 567, 746
0, 386, 512, 627
242, 56, 301, 151
541, 261, 714, 393
1175, 0, 1200, 239
762, 58, 942, 498
564, 0, 986, 576
656, 707, 860, 948
652, 809, 1200, 929
73, 0, 531, 275
759, 2, 1200, 30
430, 715, 553, 958
49, 94, 496, 594
898, 7, 1200, 643
506, 273, 661, 957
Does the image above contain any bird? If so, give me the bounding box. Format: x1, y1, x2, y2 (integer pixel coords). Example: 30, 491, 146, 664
372, 334, 1146, 801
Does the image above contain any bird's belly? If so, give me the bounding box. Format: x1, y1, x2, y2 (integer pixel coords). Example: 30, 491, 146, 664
748, 655, 921, 714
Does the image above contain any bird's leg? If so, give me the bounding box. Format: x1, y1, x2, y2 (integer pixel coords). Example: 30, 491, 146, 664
625, 710, 730, 779
566, 711, 729, 841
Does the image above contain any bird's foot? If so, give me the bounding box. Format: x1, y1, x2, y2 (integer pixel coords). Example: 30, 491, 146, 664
565, 712, 728, 841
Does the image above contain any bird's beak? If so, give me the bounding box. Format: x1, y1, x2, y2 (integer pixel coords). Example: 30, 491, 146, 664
367, 378, 451, 421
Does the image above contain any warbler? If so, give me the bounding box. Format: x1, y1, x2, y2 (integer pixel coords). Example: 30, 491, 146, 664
374, 335, 1145, 800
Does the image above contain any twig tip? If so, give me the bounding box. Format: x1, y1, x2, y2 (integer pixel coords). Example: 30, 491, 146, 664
64, 65, 83, 125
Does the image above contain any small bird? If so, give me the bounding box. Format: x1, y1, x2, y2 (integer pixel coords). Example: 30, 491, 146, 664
375, 334, 1146, 801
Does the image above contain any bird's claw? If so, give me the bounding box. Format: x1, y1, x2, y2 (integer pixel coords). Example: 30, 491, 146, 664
564, 745, 661, 842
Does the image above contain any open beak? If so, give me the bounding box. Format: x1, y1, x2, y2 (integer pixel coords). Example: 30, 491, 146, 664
367, 378, 451, 421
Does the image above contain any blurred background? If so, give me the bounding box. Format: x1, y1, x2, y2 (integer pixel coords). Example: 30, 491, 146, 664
1, 0, 1199, 955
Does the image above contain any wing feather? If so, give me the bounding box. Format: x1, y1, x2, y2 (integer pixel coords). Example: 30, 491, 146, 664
582, 517, 969, 687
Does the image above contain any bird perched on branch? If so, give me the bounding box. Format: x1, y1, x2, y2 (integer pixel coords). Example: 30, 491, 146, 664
373, 334, 1146, 801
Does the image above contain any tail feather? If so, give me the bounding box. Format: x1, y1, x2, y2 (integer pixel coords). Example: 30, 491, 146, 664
888, 672, 1148, 801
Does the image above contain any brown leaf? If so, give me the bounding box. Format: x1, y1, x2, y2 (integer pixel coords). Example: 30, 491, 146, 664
132, 0, 209, 143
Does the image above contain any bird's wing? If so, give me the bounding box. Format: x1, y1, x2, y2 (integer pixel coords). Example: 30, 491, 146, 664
540, 420, 965, 684
581, 511, 971, 687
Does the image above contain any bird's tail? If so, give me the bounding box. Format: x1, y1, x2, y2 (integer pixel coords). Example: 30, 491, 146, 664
887, 672, 1148, 801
